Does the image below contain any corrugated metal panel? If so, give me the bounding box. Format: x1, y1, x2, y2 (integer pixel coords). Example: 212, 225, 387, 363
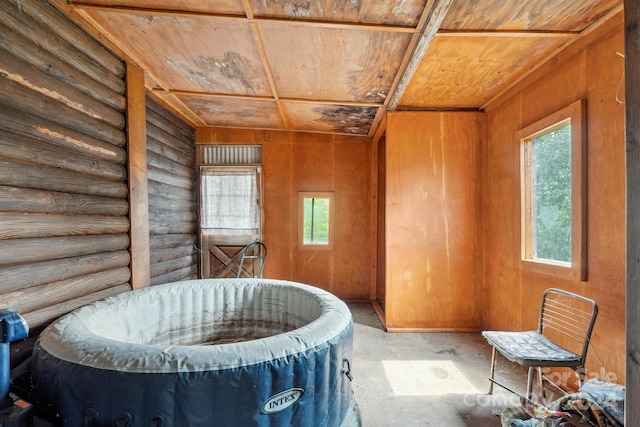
202, 145, 262, 165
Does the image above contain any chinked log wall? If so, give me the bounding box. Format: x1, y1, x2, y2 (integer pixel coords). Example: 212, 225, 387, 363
0, 0, 131, 350
146, 96, 198, 285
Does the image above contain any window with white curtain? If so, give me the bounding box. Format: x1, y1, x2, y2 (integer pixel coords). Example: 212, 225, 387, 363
200, 167, 260, 236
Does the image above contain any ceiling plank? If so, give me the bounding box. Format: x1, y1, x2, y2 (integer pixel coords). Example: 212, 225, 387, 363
386, 0, 455, 111
481, 4, 623, 110
68, 2, 416, 33
442, 0, 621, 32
259, 23, 412, 104
46, 0, 203, 127
74, 8, 206, 126
250, 0, 426, 27
400, 35, 573, 109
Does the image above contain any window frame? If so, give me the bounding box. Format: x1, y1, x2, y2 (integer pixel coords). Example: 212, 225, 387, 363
519, 99, 587, 281
298, 191, 335, 251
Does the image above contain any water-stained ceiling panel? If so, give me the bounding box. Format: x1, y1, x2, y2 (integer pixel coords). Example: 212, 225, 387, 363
67, 0, 623, 136
250, 0, 427, 26
83, 10, 273, 96
281, 101, 380, 135
177, 95, 285, 129
442, 0, 620, 31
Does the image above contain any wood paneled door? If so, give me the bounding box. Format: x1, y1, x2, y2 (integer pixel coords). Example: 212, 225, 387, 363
199, 166, 263, 278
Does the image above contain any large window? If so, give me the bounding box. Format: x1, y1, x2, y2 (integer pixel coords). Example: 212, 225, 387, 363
520, 100, 586, 281
298, 192, 334, 250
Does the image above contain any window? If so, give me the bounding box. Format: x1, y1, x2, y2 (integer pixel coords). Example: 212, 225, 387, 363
200, 167, 261, 237
520, 100, 586, 281
298, 192, 334, 250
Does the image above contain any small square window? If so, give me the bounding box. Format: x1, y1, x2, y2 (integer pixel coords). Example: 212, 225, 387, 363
298, 192, 334, 250
520, 100, 587, 281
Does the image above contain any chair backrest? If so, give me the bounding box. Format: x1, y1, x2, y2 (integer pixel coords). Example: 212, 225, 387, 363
538, 288, 598, 365
237, 241, 267, 278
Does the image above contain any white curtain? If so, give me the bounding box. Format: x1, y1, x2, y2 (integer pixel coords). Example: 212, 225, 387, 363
200, 169, 259, 236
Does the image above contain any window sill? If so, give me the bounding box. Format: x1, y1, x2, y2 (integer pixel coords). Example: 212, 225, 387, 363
521, 258, 586, 282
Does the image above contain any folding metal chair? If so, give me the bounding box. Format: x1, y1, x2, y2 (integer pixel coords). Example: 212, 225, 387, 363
236, 241, 267, 278
482, 288, 598, 400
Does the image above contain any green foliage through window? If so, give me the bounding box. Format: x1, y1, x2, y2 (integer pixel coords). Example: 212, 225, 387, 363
303, 197, 330, 244
531, 124, 571, 262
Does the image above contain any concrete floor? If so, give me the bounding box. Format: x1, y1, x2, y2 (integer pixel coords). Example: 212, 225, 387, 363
348, 302, 529, 427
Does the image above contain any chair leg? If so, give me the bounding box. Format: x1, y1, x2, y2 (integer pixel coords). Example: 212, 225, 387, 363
577, 367, 585, 389
537, 367, 546, 401
488, 346, 497, 395
526, 367, 534, 400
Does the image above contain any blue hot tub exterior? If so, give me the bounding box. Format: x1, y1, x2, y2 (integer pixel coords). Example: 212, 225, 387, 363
31, 279, 354, 427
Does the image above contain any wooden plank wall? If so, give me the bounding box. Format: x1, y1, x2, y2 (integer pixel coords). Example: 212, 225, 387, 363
376, 134, 387, 310
146, 96, 198, 285
195, 128, 372, 300
0, 0, 131, 354
384, 111, 484, 330
483, 12, 626, 384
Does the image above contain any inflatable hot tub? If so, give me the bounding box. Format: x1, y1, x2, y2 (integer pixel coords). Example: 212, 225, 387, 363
31, 279, 354, 427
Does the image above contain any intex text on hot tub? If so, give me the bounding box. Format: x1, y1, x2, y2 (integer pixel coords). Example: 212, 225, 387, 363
31, 278, 355, 427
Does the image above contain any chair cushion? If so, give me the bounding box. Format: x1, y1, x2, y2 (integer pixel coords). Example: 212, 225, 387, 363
482, 330, 580, 367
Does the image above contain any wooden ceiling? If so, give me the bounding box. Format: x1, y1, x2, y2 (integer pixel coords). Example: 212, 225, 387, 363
65, 0, 623, 137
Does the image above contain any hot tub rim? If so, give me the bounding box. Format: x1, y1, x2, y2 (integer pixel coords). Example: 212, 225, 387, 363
36, 278, 353, 373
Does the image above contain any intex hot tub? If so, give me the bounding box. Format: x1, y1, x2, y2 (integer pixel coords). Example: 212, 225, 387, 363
31, 278, 354, 427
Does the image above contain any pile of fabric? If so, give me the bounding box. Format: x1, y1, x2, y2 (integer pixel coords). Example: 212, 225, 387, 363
501, 378, 624, 427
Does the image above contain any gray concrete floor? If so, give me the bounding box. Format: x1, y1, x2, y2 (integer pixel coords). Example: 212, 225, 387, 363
348, 302, 529, 427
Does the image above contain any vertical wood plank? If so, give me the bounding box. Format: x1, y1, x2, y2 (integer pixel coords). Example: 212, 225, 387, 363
385, 111, 483, 330
625, 0, 640, 423
370, 131, 379, 302
127, 62, 150, 289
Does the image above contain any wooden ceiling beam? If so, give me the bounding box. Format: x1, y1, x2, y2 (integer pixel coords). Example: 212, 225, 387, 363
162, 91, 273, 101
367, 0, 453, 137
67, 2, 245, 18
385, 0, 455, 111
240, 0, 255, 19
436, 29, 579, 38
164, 90, 384, 108
280, 98, 382, 108
247, 22, 290, 130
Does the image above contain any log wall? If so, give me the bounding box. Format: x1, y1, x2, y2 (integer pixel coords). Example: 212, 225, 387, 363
483, 12, 626, 383
146, 96, 198, 285
195, 128, 372, 300
0, 0, 131, 345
